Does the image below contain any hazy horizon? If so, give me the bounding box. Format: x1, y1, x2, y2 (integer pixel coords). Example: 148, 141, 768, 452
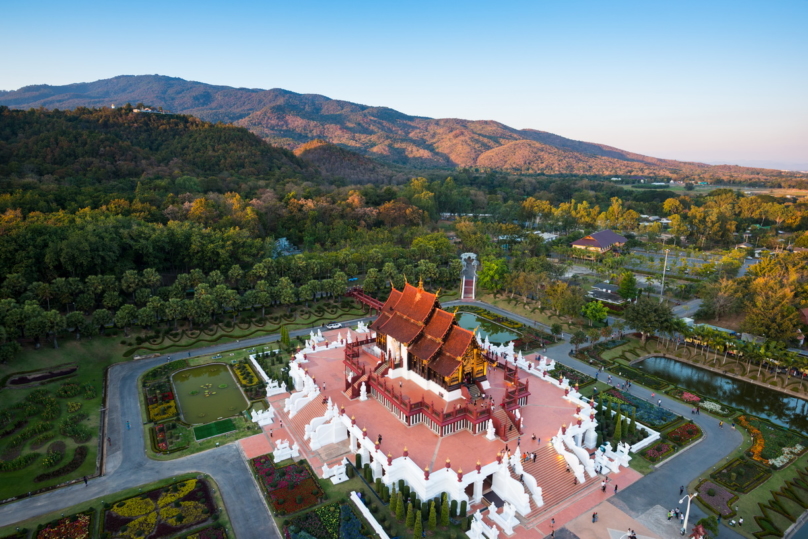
2, 0, 806, 170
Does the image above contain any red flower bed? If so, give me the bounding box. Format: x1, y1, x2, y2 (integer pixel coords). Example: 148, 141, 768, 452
251, 455, 324, 515
681, 392, 701, 403
666, 422, 702, 446
643, 441, 674, 462
37, 511, 92, 539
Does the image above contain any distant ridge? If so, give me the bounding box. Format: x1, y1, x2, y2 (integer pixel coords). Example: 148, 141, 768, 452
0, 74, 797, 180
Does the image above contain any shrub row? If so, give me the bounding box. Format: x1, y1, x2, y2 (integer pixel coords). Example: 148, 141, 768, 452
33, 445, 88, 483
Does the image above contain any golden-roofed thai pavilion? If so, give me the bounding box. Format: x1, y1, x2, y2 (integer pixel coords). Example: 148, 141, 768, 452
369, 282, 488, 395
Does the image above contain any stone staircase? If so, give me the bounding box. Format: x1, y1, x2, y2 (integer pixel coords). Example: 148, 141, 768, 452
493, 408, 519, 442
283, 398, 328, 452
344, 374, 368, 400
516, 445, 600, 524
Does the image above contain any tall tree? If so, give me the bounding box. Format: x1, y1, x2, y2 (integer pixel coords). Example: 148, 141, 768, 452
623, 296, 674, 344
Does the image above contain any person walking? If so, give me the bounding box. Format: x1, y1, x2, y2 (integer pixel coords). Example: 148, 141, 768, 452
719, 421, 724, 428
83, 476, 88, 486
126, 421, 130, 430
658, 399, 662, 407
739, 517, 744, 526
680, 485, 684, 495
614, 484, 618, 494
667, 511, 672, 521
592, 513, 598, 523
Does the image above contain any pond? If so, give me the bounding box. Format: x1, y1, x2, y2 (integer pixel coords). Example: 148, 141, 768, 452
637, 356, 808, 435
171, 363, 249, 424
455, 313, 520, 345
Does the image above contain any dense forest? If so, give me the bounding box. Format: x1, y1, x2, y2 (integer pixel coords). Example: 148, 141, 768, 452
0, 106, 807, 364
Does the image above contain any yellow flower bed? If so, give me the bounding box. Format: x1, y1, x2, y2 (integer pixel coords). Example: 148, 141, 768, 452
114, 497, 155, 518
737, 415, 767, 464
67, 401, 82, 413
164, 501, 207, 527
123, 512, 157, 539
157, 479, 196, 507
234, 364, 258, 386
149, 401, 177, 422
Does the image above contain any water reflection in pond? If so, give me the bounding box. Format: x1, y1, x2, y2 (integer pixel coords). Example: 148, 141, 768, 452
637, 356, 808, 435
455, 313, 520, 345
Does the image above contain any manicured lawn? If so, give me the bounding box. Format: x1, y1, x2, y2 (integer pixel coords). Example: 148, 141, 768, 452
0, 337, 123, 501
194, 419, 236, 441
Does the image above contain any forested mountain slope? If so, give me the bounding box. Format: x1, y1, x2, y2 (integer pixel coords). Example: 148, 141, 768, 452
1, 75, 797, 181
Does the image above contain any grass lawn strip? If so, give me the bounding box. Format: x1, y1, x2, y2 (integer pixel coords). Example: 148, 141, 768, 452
194, 420, 236, 441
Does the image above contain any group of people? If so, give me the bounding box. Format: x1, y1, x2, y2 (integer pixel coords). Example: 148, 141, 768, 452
667, 508, 685, 523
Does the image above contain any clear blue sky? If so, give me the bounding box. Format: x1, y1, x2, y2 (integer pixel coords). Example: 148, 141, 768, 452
2, 0, 807, 169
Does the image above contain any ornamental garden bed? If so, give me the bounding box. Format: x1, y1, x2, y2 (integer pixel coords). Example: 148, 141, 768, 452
601, 388, 680, 429
695, 480, 738, 517
151, 421, 192, 453
183, 527, 229, 539
36, 509, 93, 539
251, 454, 325, 516
665, 389, 735, 417
144, 380, 178, 422
737, 415, 808, 468
0, 382, 96, 488
642, 441, 675, 463
102, 478, 218, 538
664, 422, 702, 447
285, 502, 341, 539
548, 364, 595, 389
711, 456, 772, 493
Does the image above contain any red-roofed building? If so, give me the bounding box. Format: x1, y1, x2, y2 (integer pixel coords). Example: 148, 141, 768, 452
370, 282, 487, 395
571, 230, 627, 253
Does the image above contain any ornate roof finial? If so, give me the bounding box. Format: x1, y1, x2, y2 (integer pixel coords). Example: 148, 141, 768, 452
417, 276, 424, 289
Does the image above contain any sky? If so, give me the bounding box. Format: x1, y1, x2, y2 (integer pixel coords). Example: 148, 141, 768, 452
2, 0, 807, 170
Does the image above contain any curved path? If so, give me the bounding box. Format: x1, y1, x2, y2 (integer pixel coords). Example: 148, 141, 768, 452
0, 302, 748, 538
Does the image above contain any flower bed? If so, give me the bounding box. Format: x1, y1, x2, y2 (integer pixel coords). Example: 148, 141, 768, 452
737, 416, 808, 467
696, 480, 737, 517
665, 422, 702, 446
642, 441, 674, 462
602, 389, 679, 428
233, 363, 258, 387
152, 421, 191, 453
184, 526, 228, 539
37, 510, 92, 539
251, 454, 325, 515
102, 478, 217, 538
712, 457, 772, 493
548, 364, 594, 389
286, 502, 340, 539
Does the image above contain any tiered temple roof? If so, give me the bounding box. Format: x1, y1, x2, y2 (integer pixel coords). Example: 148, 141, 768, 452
370, 283, 475, 377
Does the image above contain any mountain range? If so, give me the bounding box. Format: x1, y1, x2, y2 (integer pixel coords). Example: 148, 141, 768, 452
0, 75, 796, 180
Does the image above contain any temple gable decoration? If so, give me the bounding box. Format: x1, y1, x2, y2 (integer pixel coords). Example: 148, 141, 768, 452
370, 283, 487, 391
